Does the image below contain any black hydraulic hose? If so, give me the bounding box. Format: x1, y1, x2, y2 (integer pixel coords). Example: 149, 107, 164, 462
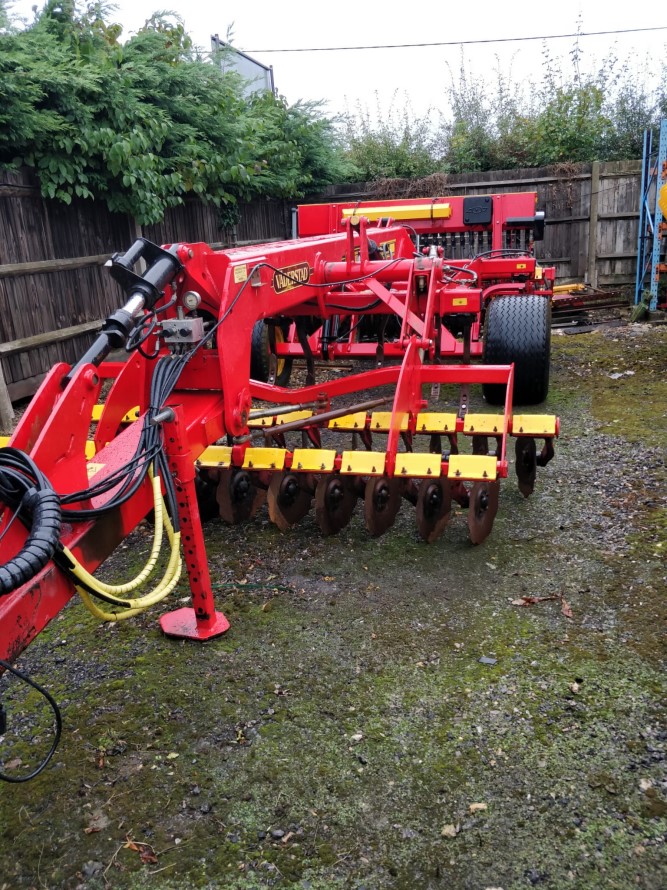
0, 657, 62, 783
0, 449, 61, 596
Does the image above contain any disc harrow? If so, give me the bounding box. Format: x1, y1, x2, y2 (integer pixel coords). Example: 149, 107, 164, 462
191, 399, 558, 545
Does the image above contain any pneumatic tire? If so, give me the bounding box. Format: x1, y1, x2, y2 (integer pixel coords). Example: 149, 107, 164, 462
482, 295, 551, 406
250, 321, 293, 387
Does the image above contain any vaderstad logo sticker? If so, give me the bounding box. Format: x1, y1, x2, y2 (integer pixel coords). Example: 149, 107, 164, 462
272, 262, 311, 294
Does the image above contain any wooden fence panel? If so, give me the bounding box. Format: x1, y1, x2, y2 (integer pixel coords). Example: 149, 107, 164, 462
596, 163, 644, 286
319, 162, 642, 286
0, 172, 292, 407
0, 160, 643, 411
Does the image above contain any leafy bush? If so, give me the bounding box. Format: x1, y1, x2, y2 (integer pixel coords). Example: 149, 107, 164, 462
0, 1, 353, 222
340, 41, 667, 177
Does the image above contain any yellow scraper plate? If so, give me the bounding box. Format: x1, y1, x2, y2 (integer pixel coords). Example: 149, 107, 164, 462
370, 411, 409, 432
340, 451, 387, 475
447, 454, 497, 481
395, 452, 442, 478
512, 415, 557, 436
463, 414, 506, 435
196, 445, 233, 468
416, 412, 458, 433
291, 448, 336, 472
328, 412, 368, 430
242, 448, 287, 471
92, 404, 140, 423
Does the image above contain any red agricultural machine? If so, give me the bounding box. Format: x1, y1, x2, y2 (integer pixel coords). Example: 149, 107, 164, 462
0, 191, 558, 779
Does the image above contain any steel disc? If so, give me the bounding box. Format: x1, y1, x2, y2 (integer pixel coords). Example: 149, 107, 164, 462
314, 474, 357, 536
515, 436, 537, 498
267, 472, 312, 531
194, 469, 221, 522
467, 480, 500, 545
472, 436, 490, 456
216, 469, 264, 524
364, 476, 402, 537
416, 479, 452, 543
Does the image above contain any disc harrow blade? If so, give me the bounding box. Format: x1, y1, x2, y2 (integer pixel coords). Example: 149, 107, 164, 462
195, 469, 223, 522
216, 469, 265, 524
267, 472, 312, 531
416, 478, 452, 543
364, 476, 402, 537
314, 473, 357, 536
515, 436, 537, 497
467, 480, 500, 545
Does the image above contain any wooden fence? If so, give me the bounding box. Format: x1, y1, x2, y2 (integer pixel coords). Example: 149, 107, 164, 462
317, 160, 643, 289
0, 159, 643, 426
0, 168, 292, 425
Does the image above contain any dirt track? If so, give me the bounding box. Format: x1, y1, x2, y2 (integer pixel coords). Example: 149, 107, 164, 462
0, 323, 665, 890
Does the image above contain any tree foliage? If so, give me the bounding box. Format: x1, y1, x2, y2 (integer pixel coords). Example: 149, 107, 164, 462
341, 93, 442, 180
0, 1, 354, 223
340, 41, 667, 178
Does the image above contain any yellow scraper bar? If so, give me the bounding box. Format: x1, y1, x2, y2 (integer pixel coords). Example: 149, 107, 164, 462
342, 203, 452, 222
463, 414, 506, 435
0, 437, 97, 459
328, 412, 368, 431
249, 410, 313, 428
512, 415, 557, 436
242, 448, 286, 471
340, 451, 387, 475
395, 453, 442, 478
447, 454, 497, 481
416, 412, 458, 433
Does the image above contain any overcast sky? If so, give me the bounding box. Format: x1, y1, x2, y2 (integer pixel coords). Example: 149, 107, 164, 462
7, 2, 667, 120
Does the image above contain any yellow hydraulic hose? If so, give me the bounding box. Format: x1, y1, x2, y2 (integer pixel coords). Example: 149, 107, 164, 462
63, 472, 183, 621
75, 537, 181, 621
63, 475, 167, 597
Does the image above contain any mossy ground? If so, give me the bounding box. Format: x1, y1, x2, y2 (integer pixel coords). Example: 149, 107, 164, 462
0, 324, 665, 890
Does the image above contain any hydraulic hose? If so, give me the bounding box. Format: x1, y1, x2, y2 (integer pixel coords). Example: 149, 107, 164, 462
62, 475, 167, 599
60, 473, 183, 621
0, 448, 61, 595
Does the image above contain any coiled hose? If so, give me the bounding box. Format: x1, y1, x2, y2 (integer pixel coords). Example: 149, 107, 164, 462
0, 448, 61, 595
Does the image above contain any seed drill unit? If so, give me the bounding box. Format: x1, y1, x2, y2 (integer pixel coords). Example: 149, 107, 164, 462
0, 191, 558, 777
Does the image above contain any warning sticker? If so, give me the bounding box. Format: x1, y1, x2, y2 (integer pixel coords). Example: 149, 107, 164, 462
234, 265, 248, 283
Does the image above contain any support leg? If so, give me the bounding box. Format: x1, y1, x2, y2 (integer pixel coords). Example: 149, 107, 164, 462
159, 407, 230, 641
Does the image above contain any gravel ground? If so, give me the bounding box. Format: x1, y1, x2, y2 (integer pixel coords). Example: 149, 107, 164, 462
0, 321, 665, 890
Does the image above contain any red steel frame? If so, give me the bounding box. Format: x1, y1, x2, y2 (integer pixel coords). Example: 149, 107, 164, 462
0, 197, 553, 663
288, 191, 555, 362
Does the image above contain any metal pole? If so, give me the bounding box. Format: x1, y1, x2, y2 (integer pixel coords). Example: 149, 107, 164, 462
648, 119, 667, 311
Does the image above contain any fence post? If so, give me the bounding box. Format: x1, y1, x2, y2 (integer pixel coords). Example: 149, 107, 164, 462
0, 361, 15, 432
587, 161, 600, 287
